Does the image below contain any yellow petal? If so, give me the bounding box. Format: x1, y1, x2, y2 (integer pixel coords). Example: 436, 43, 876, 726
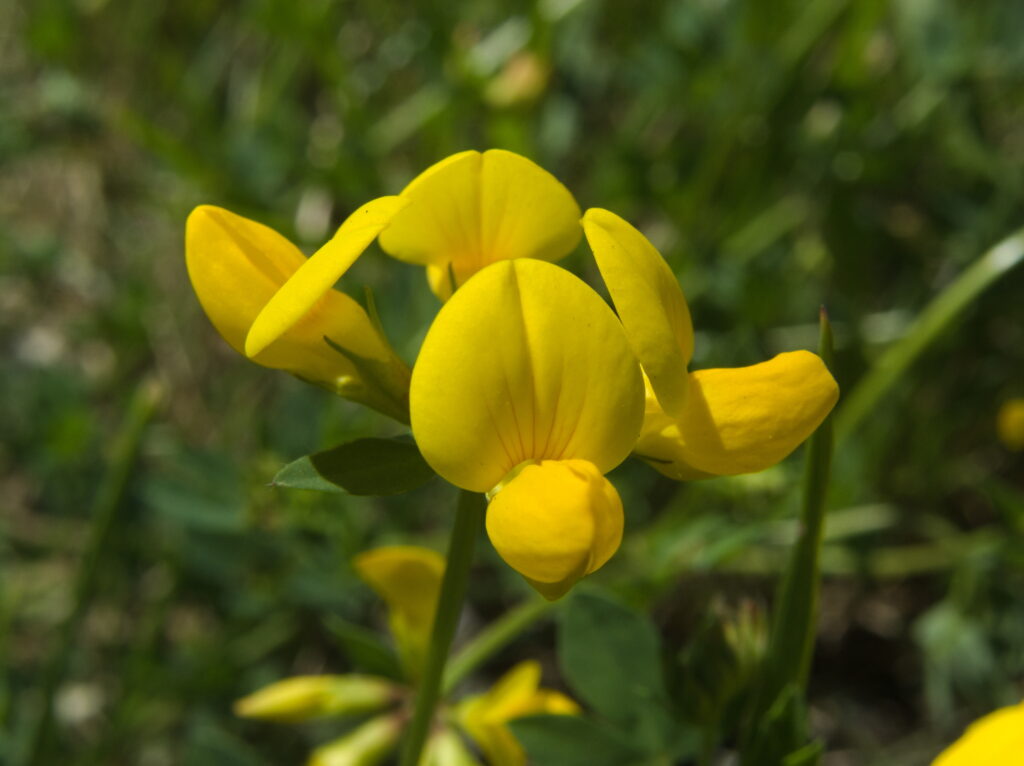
932, 702, 1024, 766
636, 351, 838, 478
379, 150, 582, 299
185, 205, 411, 418
353, 546, 445, 633
245, 196, 407, 358
457, 661, 578, 766
486, 460, 623, 600
410, 259, 644, 493
582, 208, 694, 420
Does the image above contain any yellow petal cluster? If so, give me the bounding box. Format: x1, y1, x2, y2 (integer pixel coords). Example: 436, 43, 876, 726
932, 701, 1024, 766
583, 208, 839, 479
457, 661, 579, 766
410, 258, 643, 597
353, 546, 445, 677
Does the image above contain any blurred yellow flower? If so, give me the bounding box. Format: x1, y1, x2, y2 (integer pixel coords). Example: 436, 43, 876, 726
185, 201, 411, 421
582, 208, 839, 480
932, 701, 1024, 766
378, 149, 581, 300
233, 675, 395, 722
307, 714, 403, 766
457, 660, 578, 766
410, 259, 644, 598
997, 398, 1024, 451
354, 546, 445, 677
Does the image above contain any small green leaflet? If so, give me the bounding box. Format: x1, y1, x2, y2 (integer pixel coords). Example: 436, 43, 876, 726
272, 437, 436, 496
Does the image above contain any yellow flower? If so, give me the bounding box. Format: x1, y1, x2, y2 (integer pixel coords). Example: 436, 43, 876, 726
410, 258, 644, 598
185, 199, 411, 421
997, 398, 1024, 451
354, 546, 445, 677
457, 660, 579, 766
581, 208, 839, 479
233, 675, 396, 722
931, 701, 1024, 765
378, 149, 582, 300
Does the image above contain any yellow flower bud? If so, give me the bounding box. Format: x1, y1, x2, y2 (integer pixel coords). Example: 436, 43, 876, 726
307, 714, 403, 766
233, 674, 395, 722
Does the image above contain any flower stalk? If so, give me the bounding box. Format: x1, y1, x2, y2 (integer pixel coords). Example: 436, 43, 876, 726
398, 490, 485, 766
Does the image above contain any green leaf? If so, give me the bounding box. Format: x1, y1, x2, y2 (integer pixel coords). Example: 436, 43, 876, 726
740, 684, 820, 766
509, 715, 644, 766
559, 590, 671, 745
272, 437, 435, 496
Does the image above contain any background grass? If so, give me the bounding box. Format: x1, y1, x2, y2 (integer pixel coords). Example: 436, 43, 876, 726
2, 0, 1024, 764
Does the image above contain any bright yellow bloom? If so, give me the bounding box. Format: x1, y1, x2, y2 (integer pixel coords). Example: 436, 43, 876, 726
233, 675, 395, 722
932, 701, 1024, 766
185, 202, 411, 421
410, 259, 644, 598
378, 149, 582, 300
582, 208, 839, 479
997, 398, 1024, 451
457, 660, 579, 766
353, 546, 445, 676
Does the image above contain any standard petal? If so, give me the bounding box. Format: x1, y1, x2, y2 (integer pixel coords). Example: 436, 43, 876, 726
582, 208, 694, 420
379, 150, 582, 299
636, 351, 839, 478
410, 259, 644, 493
245, 196, 406, 358
485, 460, 624, 600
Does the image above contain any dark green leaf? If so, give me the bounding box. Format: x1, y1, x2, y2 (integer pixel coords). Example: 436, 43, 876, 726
509, 715, 644, 766
559, 590, 670, 742
272, 437, 435, 496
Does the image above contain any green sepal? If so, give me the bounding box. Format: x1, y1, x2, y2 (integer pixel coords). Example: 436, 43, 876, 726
273, 437, 435, 496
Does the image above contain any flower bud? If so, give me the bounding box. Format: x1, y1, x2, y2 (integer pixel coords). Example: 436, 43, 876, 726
233, 674, 395, 722
307, 714, 403, 766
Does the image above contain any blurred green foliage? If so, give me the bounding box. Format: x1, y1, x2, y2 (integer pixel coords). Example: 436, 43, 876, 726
2, 0, 1024, 763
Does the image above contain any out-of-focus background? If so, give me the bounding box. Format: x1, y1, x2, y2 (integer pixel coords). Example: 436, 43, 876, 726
3, 0, 1023, 764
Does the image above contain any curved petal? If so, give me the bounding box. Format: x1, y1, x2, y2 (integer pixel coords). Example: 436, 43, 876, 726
353, 546, 445, 632
636, 351, 838, 478
932, 702, 1024, 766
379, 150, 582, 299
485, 460, 624, 600
582, 208, 694, 420
410, 259, 644, 492
245, 196, 406, 358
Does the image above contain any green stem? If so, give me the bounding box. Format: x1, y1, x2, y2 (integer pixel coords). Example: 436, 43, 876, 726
443, 597, 555, 694
21, 379, 161, 766
740, 310, 834, 763
399, 490, 484, 766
